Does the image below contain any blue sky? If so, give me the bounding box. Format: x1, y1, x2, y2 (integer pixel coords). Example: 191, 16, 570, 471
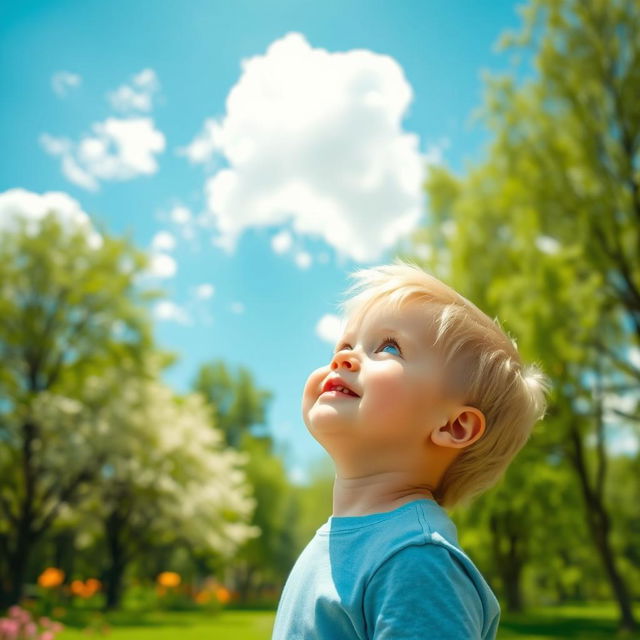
0, 0, 529, 484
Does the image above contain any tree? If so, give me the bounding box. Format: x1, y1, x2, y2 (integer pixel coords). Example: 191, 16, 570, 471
229, 432, 299, 604
399, 0, 639, 629
453, 436, 594, 612
192, 360, 273, 448
191, 359, 298, 603
63, 373, 260, 610
0, 189, 162, 607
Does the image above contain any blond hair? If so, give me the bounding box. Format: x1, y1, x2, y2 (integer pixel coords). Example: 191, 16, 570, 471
336, 257, 552, 508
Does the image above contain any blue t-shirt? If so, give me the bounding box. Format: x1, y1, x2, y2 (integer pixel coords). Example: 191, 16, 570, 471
271, 498, 500, 639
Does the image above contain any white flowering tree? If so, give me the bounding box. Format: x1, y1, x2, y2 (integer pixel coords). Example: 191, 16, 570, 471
41, 372, 260, 610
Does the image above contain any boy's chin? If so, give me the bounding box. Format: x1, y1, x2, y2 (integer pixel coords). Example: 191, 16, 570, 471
305, 410, 354, 437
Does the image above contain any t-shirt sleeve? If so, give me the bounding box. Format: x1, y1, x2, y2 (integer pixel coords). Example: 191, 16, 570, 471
363, 543, 487, 640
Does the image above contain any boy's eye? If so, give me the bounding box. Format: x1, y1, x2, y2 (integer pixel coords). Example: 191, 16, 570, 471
334, 337, 403, 357
379, 337, 402, 356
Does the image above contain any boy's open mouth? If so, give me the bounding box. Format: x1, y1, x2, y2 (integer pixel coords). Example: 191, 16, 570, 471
322, 388, 359, 399
321, 376, 360, 397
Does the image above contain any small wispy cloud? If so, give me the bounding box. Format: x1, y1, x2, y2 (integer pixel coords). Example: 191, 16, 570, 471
151, 230, 176, 252
40, 117, 166, 191
51, 71, 82, 97
271, 229, 293, 254
315, 313, 344, 345
108, 68, 160, 114
270, 228, 313, 269
148, 252, 177, 278
151, 279, 217, 327
153, 300, 191, 325
295, 251, 312, 270
41, 69, 165, 191
177, 118, 223, 166
195, 283, 215, 299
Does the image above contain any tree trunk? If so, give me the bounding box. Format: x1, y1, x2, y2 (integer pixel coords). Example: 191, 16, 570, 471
502, 556, 524, 613
5, 533, 31, 607
102, 509, 129, 611
587, 497, 636, 633
569, 423, 636, 632
2, 420, 40, 608
237, 563, 256, 605
489, 514, 526, 613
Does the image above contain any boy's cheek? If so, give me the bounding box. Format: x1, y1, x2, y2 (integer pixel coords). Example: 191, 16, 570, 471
301, 366, 330, 406
305, 365, 329, 392
359, 381, 424, 433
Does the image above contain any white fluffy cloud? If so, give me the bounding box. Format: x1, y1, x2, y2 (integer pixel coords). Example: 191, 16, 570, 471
0, 187, 102, 249
182, 32, 434, 262
170, 205, 192, 225
271, 229, 293, 254
295, 251, 312, 269
316, 313, 345, 345
270, 228, 313, 269
40, 117, 166, 191
195, 283, 215, 299
108, 68, 160, 113
153, 300, 191, 325
178, 118, 223, 165
148, 252, 177, 278
151, 230, 176, 251
51, 71, 82, 97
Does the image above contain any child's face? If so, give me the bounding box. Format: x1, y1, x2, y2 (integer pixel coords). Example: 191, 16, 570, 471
302, 302, 455, 473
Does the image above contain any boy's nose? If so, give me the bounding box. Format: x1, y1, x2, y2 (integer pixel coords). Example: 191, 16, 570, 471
330, 351, 359, 370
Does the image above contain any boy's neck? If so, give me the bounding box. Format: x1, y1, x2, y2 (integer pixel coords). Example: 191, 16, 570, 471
332, 470, 435, 517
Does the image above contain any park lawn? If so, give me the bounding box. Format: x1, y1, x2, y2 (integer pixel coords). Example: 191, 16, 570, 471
55, 603, 640, 639
497, 602, 640, 639
56, 608, 276, 640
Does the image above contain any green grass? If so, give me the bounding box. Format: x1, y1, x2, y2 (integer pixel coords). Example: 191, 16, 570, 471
54, 603, 640, 639
497, 602, 640, 639
57, 608, 275, 639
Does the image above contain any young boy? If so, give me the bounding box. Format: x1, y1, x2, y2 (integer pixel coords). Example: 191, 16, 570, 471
271, 259, 551, 639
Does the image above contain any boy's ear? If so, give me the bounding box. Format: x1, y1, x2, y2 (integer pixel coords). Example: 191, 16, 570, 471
431, 406, 486, 449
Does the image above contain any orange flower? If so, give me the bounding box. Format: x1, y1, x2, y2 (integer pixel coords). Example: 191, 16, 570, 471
70, 578, 102, 598
157, 571, 181, 588
70, 580, 85, 597
86, 578, 102, 593
38, 567, 65, 588
214, 586, 231, 603
194, 590, 211, 604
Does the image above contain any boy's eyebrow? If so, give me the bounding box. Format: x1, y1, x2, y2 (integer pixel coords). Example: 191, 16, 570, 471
333, 327, 418, 352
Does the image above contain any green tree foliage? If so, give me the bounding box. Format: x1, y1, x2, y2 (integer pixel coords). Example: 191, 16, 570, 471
453, 439, 599, 612
399, 0, 639, 631
193, 360, 273, 448
0, 211, 163, 607
231, 432, 299, 604
289, 457, 334, 551
191, 359, 298, 604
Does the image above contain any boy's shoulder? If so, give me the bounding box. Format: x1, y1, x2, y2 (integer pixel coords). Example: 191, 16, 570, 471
273, 499, 500, 640
333, 498, 501, 639
373, 497, 478, 574
318, 498, 496, 602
